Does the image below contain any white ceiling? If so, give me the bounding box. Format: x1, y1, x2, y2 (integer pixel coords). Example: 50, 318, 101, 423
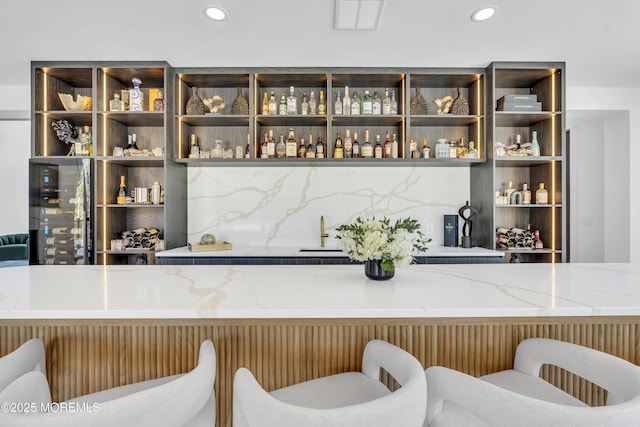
0, 0, 638, 88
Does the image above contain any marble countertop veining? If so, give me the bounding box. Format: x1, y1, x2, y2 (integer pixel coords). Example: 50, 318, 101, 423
1, 263, 639, 320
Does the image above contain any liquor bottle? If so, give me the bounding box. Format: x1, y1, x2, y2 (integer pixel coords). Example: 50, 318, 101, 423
262, 91, 269, 115
298, 138, 307, 158
522, 183, 532, 204
335, 90, 343, 115
374, 134, 383, 159
352, 132, 361, 158
372, 91, 382, 115
342, 86, 351, 115
129, 77, 144, 111
318, 90, 326, 115
383, 131, 391, 158
409, 139, 418, 158
456, 138, 467, 158
315, 133, 325, 158
516, 134, 522, 148
534, 229, 544, 249
301, 93, 309, 115
51, 226, 70, 235
260, 133, 269, 158
390, 89, 398, 114
152, 181, 161, 205
382, 88, 391, 115
153, 90, 165, 112
306, 135, 316, 158
361, 90, 373, 115
110, 93, 124, 111
286, 128, 297, 158
535, 183, 548, 204
309, 91, 317, 115
276, 134, 286, 158
128, 133, 139, 150
530, 131, 541, 156
466, 141, 479, 158
362, 130, 373, 158
287, 86, 297, 115
278, 93, 287, 115
268, 129, 276, 158
449, 141, 458, 158
189, 134, 199, 158
351, 91, 360, 115
421, 140, 430, 158
344, 129, 353, 158
391, 133, 399, 159
333, 133, 344, 159
268, 91, 277, 115
117, 175, 127, 204
245, 134, 251, 159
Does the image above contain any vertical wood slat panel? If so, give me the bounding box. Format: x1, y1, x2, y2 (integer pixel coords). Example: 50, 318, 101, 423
1, 318, 638, 426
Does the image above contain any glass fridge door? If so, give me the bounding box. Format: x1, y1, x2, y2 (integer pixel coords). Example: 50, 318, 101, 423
29, 158, 93, 265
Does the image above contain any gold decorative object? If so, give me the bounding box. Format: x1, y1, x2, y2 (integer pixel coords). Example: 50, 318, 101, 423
203, 96, 226, 114
186, 87, 205, 115
231, 88, 249, 115
451, 87, 470, 115
433, 96, 453, 114
200, 233, 217, 245
58, 93, 92, 111
409, 88, 428, 115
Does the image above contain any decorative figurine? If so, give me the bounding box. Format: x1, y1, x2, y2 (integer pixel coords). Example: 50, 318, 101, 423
231, 87, 249, 115
186, 87, 205, 115
451, 87, 470, 115
409, 87, 428, 115
51, 119, 79, 155
458, 200, 478, 248
203, 96, 226, 114
433, 96, 453, 114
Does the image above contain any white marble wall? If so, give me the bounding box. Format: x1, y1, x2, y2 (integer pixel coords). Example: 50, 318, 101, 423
188, 166, 470, 248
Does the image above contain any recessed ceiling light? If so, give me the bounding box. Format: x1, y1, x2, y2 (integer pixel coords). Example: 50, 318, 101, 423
471, 6, 497, 22
204, 6, 227, 21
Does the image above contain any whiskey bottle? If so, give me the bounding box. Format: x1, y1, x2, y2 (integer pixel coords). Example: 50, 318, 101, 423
306, 135, 316, 158
298, 138, 307, 158
287, 86, 297, 115
268, 129, 276, 158
117, 175, 127, 205
301, 93, 309, 115
335, 90, 343, 115
344, 129, 353, 158
286, 128, 297, 158
309, 91, 317, 115
422, 140, 431, 158
333, 133, 344, 159
342, 86, 351, 115
278, 93, 287, 115
530, 131, 541, 156
351, 91, 360, 115
382, 88, 391, 115
361, 90, 373, 115
315, 133, 325, 158
372, 91, 382, 115
276, 134, 286, 158
391, 133, 399, 159
374, 134, 383, 159
352, 132, 361, 158
262, 91, 269, 115
535, 183, 548, 204
268, 91, 277, 115
409, 139, 418, 158
390, 89, 398, 114
153, 90, 165, 112
318, 90, 326, 115
522, 183, 532, 204
110, 93, 124, 111
362, 130, 373, 158
383, 131, 391, 158
456, 138, 467, 158
260, 133, 269, 158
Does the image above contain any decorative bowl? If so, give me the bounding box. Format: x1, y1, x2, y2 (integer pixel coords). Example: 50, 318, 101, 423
58, 93, 92, 111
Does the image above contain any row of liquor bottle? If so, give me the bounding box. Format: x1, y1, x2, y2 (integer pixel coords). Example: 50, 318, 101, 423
496, 181, 548, 205
108, 77, 166, 112
260, 86, 398, 116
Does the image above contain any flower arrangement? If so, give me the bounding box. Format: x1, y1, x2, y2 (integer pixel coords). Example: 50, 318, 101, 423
336, 216, 431, 271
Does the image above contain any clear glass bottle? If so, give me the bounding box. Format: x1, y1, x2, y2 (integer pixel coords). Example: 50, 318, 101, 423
383, 131, 391, 158
318, 90, 326, 115
390, 89, 398, 114
342, 85, 351, 115
382, 88, 391, 115
262, 91, 269, 115
362, 130, 373, 158
334, 90, 343, 115
351, 91, 360, 115
301, 93, 309, 115
352, 132, 360, 158
129, 77, 144, 111
306, 134, 316, 158
268, 91, 277, 115
422, 140, 430, 159
333, 133, 344, 159
372, 91, 382, 115
287, 86, 297, 115
315, 133, 325, 158
409, 139, 418, 158
278, 93, 287, 115
153, 90, 165, 112
522, 183, 532, 204
361, 90, 373, 115
268, 129, 276, 158
536, 183, 548, 204
286, 128, 297, 157
344, 129, 352, 158
110, 93, 124, 111
435, 139, 449, 159
534, 229, 544, 249
276, 134, 286, 158
530, 130, 541, 156
309, 91, 317, 115
391, 133, 399, 159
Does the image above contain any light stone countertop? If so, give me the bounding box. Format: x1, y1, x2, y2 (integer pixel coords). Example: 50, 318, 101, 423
1, 263, 639, 320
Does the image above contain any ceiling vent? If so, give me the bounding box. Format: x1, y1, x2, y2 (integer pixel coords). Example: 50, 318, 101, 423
334, 0, 385, 30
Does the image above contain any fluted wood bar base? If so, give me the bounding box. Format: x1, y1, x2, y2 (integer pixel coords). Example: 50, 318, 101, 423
2, 316, 638, 426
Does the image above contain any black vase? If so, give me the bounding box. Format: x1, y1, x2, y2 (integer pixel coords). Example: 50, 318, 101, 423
364, 260, 395, 281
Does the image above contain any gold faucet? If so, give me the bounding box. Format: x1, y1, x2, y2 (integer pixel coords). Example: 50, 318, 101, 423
320, 215, 329, 248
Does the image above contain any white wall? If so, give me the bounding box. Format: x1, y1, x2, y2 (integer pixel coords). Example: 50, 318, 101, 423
0, 119, 30, 235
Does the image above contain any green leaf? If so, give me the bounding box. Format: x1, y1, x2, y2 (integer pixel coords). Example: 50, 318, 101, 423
381, 259, 395, 271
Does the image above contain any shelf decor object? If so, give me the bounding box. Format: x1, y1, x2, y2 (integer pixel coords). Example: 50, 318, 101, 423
186, 87, 205, 115
410, 87, 428, 115
451, 87, 470, 115
58, 93, 92, 111
336, 216, 431, 281
231, 87, 249, 115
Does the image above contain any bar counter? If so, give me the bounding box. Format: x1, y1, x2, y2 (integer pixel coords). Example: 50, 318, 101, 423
1, 263, 639, 426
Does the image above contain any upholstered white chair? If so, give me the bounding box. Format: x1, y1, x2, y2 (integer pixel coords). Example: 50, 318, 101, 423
0, 339, 216, 427
233, 339, 427, 427
424, 338, 640, 427
0, 338, 47, 392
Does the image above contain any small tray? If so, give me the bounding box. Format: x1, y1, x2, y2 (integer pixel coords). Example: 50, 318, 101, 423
188, 241, 233, 252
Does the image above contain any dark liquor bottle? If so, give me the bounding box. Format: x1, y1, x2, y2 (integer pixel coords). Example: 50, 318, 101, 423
333, 133, 344, 159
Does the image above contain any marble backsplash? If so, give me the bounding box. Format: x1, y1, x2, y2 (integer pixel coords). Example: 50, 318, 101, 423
187, 166, 470, 248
